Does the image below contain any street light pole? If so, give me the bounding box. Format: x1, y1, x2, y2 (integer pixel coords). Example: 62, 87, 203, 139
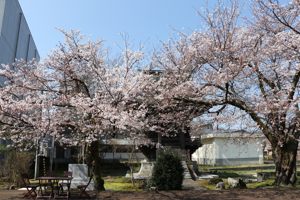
49, 135, 55, 173
34, 138, 39, 179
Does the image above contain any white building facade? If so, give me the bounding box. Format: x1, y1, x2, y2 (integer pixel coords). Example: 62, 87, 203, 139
192, 131, 264, 166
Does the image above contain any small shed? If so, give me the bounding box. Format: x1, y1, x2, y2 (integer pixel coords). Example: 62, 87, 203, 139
192, 130, 264, 166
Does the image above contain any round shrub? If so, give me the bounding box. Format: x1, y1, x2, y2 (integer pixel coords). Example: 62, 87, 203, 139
151, 151, 184, 190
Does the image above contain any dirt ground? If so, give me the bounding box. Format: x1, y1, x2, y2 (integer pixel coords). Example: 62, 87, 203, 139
100, 189, 300, 200
1, 188, 300, 200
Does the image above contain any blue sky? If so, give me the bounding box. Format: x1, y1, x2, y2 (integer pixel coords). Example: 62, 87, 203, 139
19, 0, 250, 59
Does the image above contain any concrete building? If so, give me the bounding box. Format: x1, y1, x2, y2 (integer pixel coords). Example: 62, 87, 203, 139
0, 0, 39, 146
192, 129, 264, 166
0, 0, 39, 66
100, 139, 146, 161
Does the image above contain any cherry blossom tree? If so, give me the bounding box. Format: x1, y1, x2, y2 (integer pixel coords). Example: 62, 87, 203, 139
2, 0, 298, 186
249, 0, 300, 185
43, 30, 150, 144
155, 0, 300, 185
0, 60, 48, 149
0, 29, 208, 166
0, 30, 150, 148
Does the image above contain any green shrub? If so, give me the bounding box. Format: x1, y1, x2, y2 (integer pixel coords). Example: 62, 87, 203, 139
151, 150, 184, 190
0, 149, 34, 186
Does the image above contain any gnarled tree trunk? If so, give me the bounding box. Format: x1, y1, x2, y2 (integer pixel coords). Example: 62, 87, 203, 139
272, 138, 298, 186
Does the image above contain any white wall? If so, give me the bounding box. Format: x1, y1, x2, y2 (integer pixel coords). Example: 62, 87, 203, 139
215, 137, 264, 165
216, 138, 261, 158
192, 138, 217, 165
192, 135, 264, 166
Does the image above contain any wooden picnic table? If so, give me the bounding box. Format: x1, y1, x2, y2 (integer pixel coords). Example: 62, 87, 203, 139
36, 176, 73, 199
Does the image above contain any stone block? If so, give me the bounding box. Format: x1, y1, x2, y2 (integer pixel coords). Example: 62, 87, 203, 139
68, 164, 95, 191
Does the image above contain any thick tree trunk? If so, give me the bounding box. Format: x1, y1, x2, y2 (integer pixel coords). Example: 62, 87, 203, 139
272, 138, 298, 186
87, 141, 105, 191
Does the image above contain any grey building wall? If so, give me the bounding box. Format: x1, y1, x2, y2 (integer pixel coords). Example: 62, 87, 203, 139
0, 0, 39, 65
0, 0, 41, 145
0, 1, 4, 31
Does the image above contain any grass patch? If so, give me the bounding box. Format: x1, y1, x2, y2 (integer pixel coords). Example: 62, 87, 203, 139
198, 164, 300, 191
103, 176, 142, 191
199, 178, 275, 190
0, 181, 5, 188
198, 165, 277, 190
199, 164, 275, 169
104, 176, 132, 183
200, 164, 274, 170
104, 182, 139, 191
198, 179, 220, 190
247, 179, 274, 189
